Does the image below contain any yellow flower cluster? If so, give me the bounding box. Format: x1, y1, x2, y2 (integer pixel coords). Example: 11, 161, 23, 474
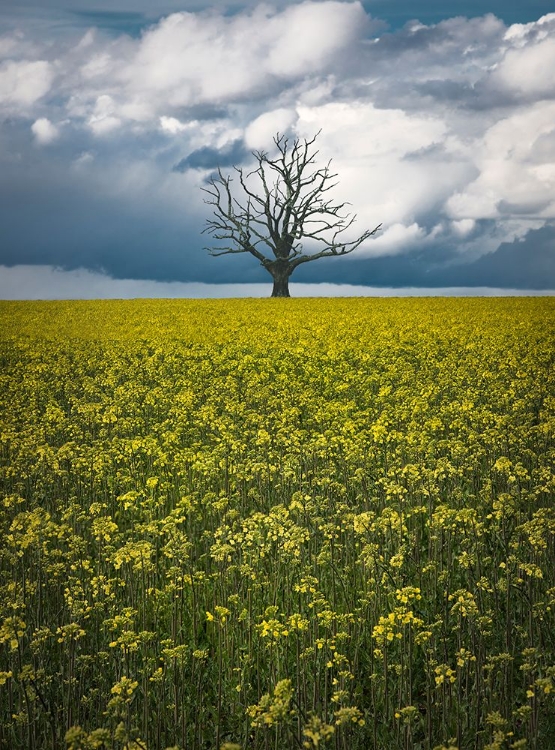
0, 297, 554, 750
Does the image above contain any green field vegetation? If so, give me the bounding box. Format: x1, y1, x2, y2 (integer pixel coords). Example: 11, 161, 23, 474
0, 298, 554, 750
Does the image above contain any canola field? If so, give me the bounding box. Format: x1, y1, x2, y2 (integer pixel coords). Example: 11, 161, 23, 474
0, 297, 554, 750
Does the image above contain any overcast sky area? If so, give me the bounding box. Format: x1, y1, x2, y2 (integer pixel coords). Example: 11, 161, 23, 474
1, 0, 555, 298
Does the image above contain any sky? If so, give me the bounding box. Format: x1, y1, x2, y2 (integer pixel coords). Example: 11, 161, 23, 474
1, 0, 555, 298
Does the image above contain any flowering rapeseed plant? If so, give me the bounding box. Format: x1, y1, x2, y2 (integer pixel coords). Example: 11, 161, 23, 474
0, 297, 554, 749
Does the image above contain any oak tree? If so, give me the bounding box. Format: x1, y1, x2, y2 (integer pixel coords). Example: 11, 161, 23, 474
202, 131, 381, 297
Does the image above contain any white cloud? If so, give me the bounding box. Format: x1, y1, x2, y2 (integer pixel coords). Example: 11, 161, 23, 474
359, 222, 426, 256
75, 29, 96, 51
117, 1, 365, 114
87, 94, 122, 135
0, 59, 53, 108
452, 219, 476, 236
80, 52, 113, 80
503, 13, 555, 44
159, 115, 196, 134
298, 101, 447, 160
264, 1, 367, 77
293, 101, 470, 236
491, 35, 555, 98
446, 101, 555, 221
244, 109, 298, 149
31, 117, 59, 144
88, 115, 121, 136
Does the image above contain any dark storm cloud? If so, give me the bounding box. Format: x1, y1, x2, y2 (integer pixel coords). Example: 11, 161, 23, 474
0, 124, 265, 285
292, 226, 555, 290
448, 226, 555, 288
0, 182, 259, 285
173, 140, 249, 173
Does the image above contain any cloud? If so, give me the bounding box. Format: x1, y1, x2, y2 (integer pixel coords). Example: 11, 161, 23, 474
488, 14, 555, 100
245, 108, 298, 150
0, 59, 53, 109
493, 36, 555, 99
355, 13, 507, 101
1, 264, 552, 300
0, 34, 19, 58
263, 1, 368, 77
87, 94, 122, 135
0, 3, 555, 293
359, 223, 426, 256
293, 101, 470, 240
114, 2, 366, 118
159, 115, 195, 134
173, 139, 249, 172
449, 224, 555, 288
31, 117, 60, 144
445, 101, 555, 221
452, 219, 476, 236
292, 222, 555, 290
502, 11, 555, 43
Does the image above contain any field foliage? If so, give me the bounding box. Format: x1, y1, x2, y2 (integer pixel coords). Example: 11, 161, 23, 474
0, 298, 554, 750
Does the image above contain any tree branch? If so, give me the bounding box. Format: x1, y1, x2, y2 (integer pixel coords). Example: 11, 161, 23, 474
201, 130, 381, 284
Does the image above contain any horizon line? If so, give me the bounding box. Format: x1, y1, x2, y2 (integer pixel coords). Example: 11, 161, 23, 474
0, 265, 554, 300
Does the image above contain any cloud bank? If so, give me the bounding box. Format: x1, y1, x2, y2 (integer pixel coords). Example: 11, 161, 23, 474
1, 265, 552, 300
0, 2, 554, 292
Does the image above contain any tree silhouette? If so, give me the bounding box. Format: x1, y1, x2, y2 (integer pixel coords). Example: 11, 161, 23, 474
202, 131, 381, 297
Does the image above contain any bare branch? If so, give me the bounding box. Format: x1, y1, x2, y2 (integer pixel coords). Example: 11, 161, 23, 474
201, 130, 381, 295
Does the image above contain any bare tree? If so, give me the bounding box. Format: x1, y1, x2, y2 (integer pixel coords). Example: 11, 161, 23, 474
202, 131, 381, 297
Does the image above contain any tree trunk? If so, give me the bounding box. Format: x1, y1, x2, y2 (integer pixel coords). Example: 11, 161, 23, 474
270, 266, 291, 297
